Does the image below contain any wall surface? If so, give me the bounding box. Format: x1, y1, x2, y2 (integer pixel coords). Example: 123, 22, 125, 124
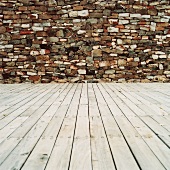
0, 0, 170, 83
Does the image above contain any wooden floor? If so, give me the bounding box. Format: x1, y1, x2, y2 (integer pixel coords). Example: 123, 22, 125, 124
0, 83, 170, 170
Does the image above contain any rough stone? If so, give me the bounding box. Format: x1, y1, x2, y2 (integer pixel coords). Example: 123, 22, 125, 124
92, 49, 102, 57
77, 30, 86, 34
70, 77, 81, 83
99, 61, 110, 67
119, 20, 129, 24
49, 37, 59, 42
107, 27, 119, 32
0, 0, 169, 83
105, 70, 115, 74
78, 69, 86, 75
78, 10, 89, 17
32, 26, 43, 31
69, 11, 78, 17
0, 26, 6, 33
118, 59, 127, 66
148, 9, 158, 16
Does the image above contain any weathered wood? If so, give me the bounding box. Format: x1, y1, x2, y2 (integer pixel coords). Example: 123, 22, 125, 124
0, 84, 54, 120
128, 116, 170, 169
45, 84, 81, 170
0, 84, 74, 169
152, 115, 170, 132
88, 83, 116, 170
0, 84, 45, 106
0, 83, 170, 170
94, 84, 140, 170
140, 116, 170, 147
69, 104, 92, 170
102, 84, 166, 170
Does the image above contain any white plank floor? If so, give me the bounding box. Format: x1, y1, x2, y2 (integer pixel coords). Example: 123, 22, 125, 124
0, 83, 170, 170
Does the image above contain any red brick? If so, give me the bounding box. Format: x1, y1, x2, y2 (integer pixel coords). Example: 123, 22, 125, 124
116, 25, 125, 29
20, 30, 34, 35
36, 31, 47, 37
157, 23, 169, 27
156, 27, 165, 31
29, 75, 41, 82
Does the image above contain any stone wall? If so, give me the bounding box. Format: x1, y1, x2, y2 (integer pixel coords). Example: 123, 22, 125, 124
0, 0, 170, 83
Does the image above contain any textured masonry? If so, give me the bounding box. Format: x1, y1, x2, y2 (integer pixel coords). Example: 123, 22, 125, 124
0, 0, 170, 83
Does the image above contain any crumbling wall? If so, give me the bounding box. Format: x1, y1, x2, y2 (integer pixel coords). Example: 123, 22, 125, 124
0, 0, 170, 83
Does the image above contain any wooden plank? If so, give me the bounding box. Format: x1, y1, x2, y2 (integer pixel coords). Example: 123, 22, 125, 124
79, 83, 88, 105
44, 84, 82, 170
95, 84, 123, 117
0, 84, 44, 106
8, 105, 50, 139
0, 84, 31, 94
0, 84, 76, 169
113, 84, 142, 105
106, 83, 170, 147
0, 116, 28, 143
0, 84, 62, 129
164, 115, 170, 122
94, 84, 140, 170
110, 83, 168, 116
138, 91, 169, 110
0, 84, 50, 119
88, 83, 116, 170
0, 84, 32, 101
106, 84, 147, 117
24, 84, 64, 107
14, 84, 57, 107
19, 105, 42, 117
0, 138, 22, 165
142, 91, 170, 109
115, 116, 165, 170
134, 83, 170, 103
128, 116, 170, 169
0, 105, 50, 165
10, 84, 72, 139
41, 83, 67, 106
151, 115, 170, 132
0, 83, 169, 170
45, 119, 75, 170
0, 106, 19, 119
102, 84, 165, 170
104, 84, 137, 117
20, 106, 71, 170
126, 84, 170, 114
0, 109, 51, 169
0, 84, 64, 143
0, 105, 31, 130
0, 106, 11, 113
69, 104, 92, 170
120, 89, 169, 116
140, 116, 170, 147
117, 84, 169, 116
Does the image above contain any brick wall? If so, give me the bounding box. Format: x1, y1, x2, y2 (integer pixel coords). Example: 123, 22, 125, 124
0, 0, 170, 83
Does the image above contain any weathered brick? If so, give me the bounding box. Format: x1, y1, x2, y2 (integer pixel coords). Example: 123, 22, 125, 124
29, 75, 41, 82
18, 6, 28, 11
73, 6, 84, 11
